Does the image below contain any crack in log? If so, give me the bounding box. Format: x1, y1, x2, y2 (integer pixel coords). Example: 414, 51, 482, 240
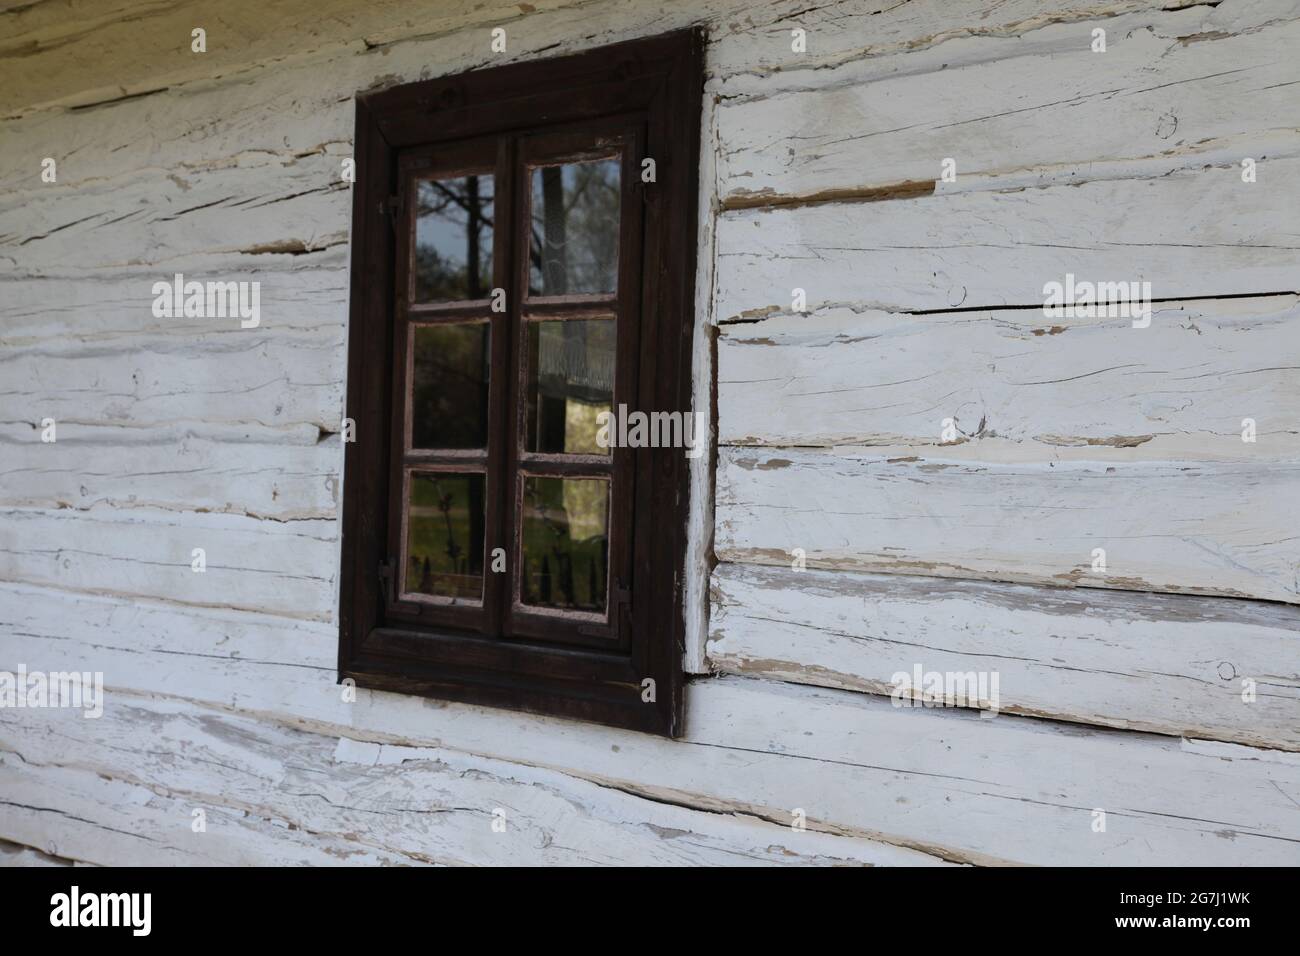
722, 179, 935, 211
718, 289, 1300, 325
571, 770, 972, 864
65, 86, 170, 112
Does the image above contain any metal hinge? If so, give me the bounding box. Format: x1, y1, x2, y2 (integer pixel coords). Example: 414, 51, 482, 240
378, 193, 404, 233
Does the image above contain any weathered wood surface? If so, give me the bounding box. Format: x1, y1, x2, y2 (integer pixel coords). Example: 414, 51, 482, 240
0, 0, 578, 116
4, 0, 1300, 866
715, 156, 1300, 320
0, 698, 943, 866
0, 838, 78, 867
706, 0, 1173, 87
716, 0, 1300, 202
0, 0, 1172, 119
684, 87, 722, 674
718, 295, 1300, 455
717, 447, 1300, 604
0, 0, 1186, 204
3, 584, 1299, 866
1, 271, 347, 346
710, 562, 1300, 750
2, 158, 352, 274
1, 327, 345, 431
18, 43, 1295, 292
0, 511, 337, 620
0, 423, 339, 520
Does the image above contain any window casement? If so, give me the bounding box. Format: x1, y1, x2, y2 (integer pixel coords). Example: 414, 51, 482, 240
339, 31, 703, 736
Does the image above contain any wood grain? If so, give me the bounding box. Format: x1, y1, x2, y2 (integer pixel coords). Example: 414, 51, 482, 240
717, 446, 1300, 603
0, 422, 340, 519
0, 510, 338, 620
715, 0, 1300, 202
710, 562, 1300, 749
715, 157, 1300, 319
3, 0, 1298, 866
718, 295, 1300, 456
0, 327, 345, 430
0, 696, 942, 866
2, 582, 1297, 865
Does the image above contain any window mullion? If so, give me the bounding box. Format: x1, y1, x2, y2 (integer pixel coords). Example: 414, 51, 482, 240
490, 133, 524, 638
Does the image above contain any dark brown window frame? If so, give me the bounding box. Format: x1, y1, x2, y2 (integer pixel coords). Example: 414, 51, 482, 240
339, 30, 704, 737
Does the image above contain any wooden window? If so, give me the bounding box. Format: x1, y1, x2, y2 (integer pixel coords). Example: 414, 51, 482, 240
339, 31, 703, 736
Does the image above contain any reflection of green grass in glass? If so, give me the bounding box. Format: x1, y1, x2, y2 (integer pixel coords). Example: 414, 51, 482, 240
406, 473, 484, 599
520, 477, 608, 612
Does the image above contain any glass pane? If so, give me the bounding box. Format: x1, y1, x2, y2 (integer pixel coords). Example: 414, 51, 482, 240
520, 476, 609, 613
413, 174, 494, 303
405, 472, 485, 600
411, 323, 489, 450
525, 318, 615, 454
529, 158, 620, 296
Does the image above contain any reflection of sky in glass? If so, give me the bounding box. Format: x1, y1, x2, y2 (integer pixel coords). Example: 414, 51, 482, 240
414, 174, 494, 302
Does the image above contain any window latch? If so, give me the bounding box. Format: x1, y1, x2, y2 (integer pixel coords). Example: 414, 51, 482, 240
378, 194, 404, 234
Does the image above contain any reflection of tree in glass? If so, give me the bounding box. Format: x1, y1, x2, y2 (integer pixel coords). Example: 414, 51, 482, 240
437, 488, 463, 569
526, 319, 614, 454
414, 175, 494, 302
530, 159, 620, 296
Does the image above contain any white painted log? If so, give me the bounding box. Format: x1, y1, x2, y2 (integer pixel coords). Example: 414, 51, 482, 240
0, 584, 344, 724
706, 0, 1169, 92
0, 758, 428, 866
0, 0, 581, 116
2, 583, 1298, 865
715, 157, 1300, 319
0, 581, 339, 688
0, 422, 340, 519
686, 676, 1300, 866
709, 562, 1300, 750
0, 0, 1165, 126
1, 156, 351, 274
0, 698, 946, 867
0, 75, 354, 199
0, 270, 347, 347
0, 327, 345, 430
716, 446, 1300, 604
1, 0, 740, 174
0, 839, 77, 867
716, 1, 1300, 201
1, 0, 1173, 196
0, 510, 338, 620
718, 295, 1300, 456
